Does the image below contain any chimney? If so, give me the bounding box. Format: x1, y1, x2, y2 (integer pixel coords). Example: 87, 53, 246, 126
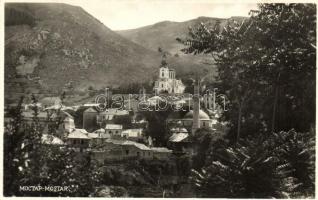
192, 79, 200, 135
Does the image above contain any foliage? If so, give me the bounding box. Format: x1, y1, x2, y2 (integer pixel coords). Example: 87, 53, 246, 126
140, 102, 180, 146
179, 3, 316, 142
113, 115, 133, 129
179, 5, 316, 197
3, 96, 102, 196
190, 129, 315, 198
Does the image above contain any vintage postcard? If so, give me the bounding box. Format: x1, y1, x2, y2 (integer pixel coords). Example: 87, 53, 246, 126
1, 0, 316, 198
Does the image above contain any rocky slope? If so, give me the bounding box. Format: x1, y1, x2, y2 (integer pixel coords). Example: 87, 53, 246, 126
5, 3, 161, 100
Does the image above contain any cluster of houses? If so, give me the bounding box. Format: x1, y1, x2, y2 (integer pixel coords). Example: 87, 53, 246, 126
4, 62, 225, 163
8, 102, 174, 163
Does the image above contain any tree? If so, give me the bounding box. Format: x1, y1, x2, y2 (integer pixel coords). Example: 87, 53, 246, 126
113, 115, 132, 129
179, 3, 315, 198
179, 3, 316, 142
4, 96, 103, 196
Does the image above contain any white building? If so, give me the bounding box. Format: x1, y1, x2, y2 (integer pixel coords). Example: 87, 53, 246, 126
105, 124, 123, 137
121, 128, 144, 141
153, 65, 185, 94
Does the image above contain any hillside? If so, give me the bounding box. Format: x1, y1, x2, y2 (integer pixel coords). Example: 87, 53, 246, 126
5, 3, 162, 101
117, 16, 246, 55
5, 3, 224, 104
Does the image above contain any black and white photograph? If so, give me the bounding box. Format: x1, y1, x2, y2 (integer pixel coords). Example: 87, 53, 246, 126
2, 0, 316, 198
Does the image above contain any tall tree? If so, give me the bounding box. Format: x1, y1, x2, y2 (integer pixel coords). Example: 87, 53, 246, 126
179, 3, 316, 141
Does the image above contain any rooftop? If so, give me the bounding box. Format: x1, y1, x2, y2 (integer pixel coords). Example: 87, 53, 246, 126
22, 111, 49, 119
106, 139, 150, 150
67, 129, 90, 139
150, 147, 172, 153
122, 129, 143, 137
105, 124, 123, 130
169, 132, 189, 142
99, 108, 129, 115
84, 107, 98, 113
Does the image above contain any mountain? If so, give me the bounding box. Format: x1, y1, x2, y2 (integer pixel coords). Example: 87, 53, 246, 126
117, 16, 247, 55
5, 3, 235, 104
5, 3, 162, 101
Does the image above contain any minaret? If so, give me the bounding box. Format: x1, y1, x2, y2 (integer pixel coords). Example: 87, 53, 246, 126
204, 89, 213, 110
105, 87, 112, 108
192, 79, 200, 135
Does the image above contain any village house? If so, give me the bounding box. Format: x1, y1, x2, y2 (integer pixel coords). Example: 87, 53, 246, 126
96, 108, 130, 125
66, 128, 90, 150
91, 139, 171, 163
121, 128, 144, 141
167, 127, 192, 155
151, 147, 173, 160
105, 124, 123, 137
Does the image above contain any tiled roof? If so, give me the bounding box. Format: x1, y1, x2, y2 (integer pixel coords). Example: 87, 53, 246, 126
122, 141, 150, 150
105, 124, 123, 130
150, 147, 172, 153
169, 132, 189, 142
67, 129, 90, 139
106, 139, 150, 150
170, 127, 188, 133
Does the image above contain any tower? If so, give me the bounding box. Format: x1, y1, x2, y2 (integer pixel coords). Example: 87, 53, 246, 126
192, 79, 200, 135
204, 89, 213, 110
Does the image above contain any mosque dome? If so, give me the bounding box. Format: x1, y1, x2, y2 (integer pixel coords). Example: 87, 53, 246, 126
183, 110, 210, 120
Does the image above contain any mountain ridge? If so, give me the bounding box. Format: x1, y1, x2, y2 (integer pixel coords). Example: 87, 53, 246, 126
117, 16, 247, 54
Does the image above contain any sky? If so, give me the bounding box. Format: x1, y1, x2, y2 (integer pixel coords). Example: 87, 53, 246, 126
5, 0, 259, 30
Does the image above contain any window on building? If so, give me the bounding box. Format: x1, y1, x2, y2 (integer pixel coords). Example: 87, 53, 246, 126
126, 150, 129, 155
203, 122, 206, 127
115, 131, 118, 134
137, 152, 140, 156
143, 152, 145, 156
162, 84, 164, 88
80, 140, 84, 144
